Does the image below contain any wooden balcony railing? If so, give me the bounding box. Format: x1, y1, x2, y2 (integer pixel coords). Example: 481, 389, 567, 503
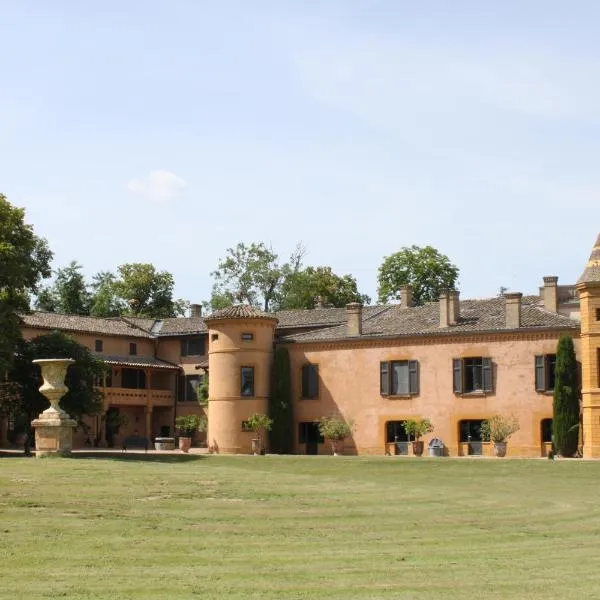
95, 386, 174, 407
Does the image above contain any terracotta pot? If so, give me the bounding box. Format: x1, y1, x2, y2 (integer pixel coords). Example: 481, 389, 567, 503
494, 442, 507, 457
412, 441, 424, 456
331, 439, 342, 456
178, 436, 192, 453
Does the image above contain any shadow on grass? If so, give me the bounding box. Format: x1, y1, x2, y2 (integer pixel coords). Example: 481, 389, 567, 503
0, 450, 206, 463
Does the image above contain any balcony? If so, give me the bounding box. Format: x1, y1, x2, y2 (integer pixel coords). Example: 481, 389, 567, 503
95, 386, 174, 407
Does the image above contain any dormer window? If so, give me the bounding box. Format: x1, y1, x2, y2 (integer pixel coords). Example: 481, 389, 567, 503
241, 333, 254, 342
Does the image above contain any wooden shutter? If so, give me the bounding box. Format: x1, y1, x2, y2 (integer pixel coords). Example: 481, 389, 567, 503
409, 360, 419, 395
482, 357, 493, 392
452, 359, 463, 393
309, 365, 319, 398
301, 365, 309, 398
535, 355, 545, 392
380, 362, 390, 396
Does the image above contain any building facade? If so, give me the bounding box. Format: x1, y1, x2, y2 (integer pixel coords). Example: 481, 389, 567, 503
2, 234, 599, 457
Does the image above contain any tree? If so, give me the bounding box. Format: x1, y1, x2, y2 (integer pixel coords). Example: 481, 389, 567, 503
377, 245, 459, 306
246, 413, 273, 454
35, 261, 91, 315
89, 271, 122, 317
279, 266, 370, 310
0, 331, 105, 440
112, 263, 187, 318
269, 347, 294, 453
0, 193, 52, 372
552, 335, 580, 457
318, 415, 353, 455
210, 242, 284, 312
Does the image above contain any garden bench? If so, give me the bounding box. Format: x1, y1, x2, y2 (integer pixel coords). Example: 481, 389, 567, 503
121, 435, 149, 452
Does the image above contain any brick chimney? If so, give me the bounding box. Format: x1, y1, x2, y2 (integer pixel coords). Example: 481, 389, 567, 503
346, 302, 362, 336
439, 293, 449, 328
190, 304, 202, 318
505, 292, 522, 329
448, 290, 460, 325
399, 286, 413, 309
542, 276, 559, 313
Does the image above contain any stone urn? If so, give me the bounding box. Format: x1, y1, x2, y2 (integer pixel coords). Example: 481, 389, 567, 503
31, 358, 77, 457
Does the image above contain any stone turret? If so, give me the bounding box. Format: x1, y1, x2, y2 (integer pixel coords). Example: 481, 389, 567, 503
578, 233, 600, 458
204, 305, 278, 454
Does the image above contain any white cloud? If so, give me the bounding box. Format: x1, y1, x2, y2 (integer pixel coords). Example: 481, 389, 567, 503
127, 170, 186, 200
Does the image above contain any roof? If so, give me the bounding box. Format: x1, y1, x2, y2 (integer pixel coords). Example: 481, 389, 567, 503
156, 317, 208, 336
275, 305, 390, 329
280, 295, 579, 344
204, 305, 278, 323
577, 233, 600, 284
93, 353, 180, 370
20, 312, 153, 338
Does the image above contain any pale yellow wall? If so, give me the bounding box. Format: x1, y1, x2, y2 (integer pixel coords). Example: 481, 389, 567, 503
285, 331, 580, 457
207, 318, 276, 454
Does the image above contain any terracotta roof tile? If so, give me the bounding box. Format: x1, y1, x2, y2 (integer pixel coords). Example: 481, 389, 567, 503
577, 233, 600, 284
93, 353, 180, 370
204, 305, 278, 323
156, 317, 208, 336
280, 295, 579, 344
275, 305, 390, 329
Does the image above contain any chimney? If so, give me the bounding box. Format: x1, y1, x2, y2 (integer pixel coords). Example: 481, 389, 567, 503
505, 292, 522, 329
190, 303, 202, 318
399, 286, 413, 309
439, 293, 449, 328
448, 290, 460, 325
542, 276, 559, 313
346, 302, 362, 336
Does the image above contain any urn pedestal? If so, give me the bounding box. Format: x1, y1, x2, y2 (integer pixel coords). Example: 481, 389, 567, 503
30, 359, 77, 458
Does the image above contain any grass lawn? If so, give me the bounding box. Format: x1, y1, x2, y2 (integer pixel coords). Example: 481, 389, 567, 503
1, 455, 600, 599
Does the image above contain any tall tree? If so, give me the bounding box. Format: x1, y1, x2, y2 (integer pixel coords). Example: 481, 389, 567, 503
1, 331, 105, 439
0, 193, 52, 372
377, 245, 459, 306
269, 347, 294, 453
279, 266, 370, 310
35, 261, 91, 314
210, 242, 283, 312
89, 271, 122, 317
552, 335, 580, 457
113, 263, 187, 318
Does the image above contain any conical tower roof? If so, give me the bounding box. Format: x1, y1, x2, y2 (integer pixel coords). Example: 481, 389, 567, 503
578, 233, 600, 284
204, 304, 278, 323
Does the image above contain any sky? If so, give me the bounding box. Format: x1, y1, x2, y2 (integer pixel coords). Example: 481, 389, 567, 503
1, 0, 599, 308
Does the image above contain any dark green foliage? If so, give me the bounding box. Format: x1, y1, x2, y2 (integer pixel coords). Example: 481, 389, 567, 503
269, 347, 294, 453
0, 331, 106, 438
552, 335, 580, 457
35, 261, 91, 315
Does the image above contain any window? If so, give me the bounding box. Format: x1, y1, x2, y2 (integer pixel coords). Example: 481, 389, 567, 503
535, 354, 557, 392
385, 421, 409, 443
129, 343, 137, 356
241, 333, 254, 342
301, 364, 319, 399
121, 368, 146, 389
380, 361, 419, 396
459, 420, 484, 442
211, 334, 219, 342
181, 337, 205, 356
95, 339, 103, 352
177, 374, 203, 402
596, 308, 600, 321
298, 422, 324, 444
541, 419, 553, 443
453, 357, 492, 394
241, 367, 255, 397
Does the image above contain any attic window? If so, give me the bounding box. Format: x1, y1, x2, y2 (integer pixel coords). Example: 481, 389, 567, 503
211, 334, 219, 342
241, 333, 254, 342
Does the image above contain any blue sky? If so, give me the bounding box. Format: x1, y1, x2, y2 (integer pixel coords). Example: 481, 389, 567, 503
1, 1, 599, 307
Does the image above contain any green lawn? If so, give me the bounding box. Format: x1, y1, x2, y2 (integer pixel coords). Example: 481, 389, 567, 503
1, 455, 600, 599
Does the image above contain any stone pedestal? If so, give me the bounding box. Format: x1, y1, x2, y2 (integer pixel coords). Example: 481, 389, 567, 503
32, 410, 77, 457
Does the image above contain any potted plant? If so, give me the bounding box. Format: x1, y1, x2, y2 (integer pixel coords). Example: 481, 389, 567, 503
318, 415, 353, 456
246, 413, 273, 455
175, 414, 207, 453
481, 414, 520, 457
403, 419, 434, 457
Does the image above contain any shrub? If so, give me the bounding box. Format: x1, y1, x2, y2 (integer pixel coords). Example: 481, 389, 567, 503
175, 414, 207, 437
196, 373, 209, 405
403, 419, 434, 441
481, 415, 519, 443
318, 416, 353, 441
553, 335, 580, 457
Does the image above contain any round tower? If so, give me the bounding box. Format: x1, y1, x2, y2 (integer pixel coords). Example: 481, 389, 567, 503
204, 305, 278, 454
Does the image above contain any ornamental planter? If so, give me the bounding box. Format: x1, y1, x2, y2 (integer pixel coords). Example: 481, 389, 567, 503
493, 442, 507, 457
412, 441, 424, 457
331, 439, 343, 456
251, 438, 261, 456
178, 436, 192, 453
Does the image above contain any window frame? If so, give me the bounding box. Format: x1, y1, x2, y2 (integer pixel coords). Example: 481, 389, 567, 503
301, 363, 319, 399
180, 336, 205, 357
240, 366, 255, 397
452, 357, 493, 394
535, 354, 557, 393
380, 360, 419, 397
